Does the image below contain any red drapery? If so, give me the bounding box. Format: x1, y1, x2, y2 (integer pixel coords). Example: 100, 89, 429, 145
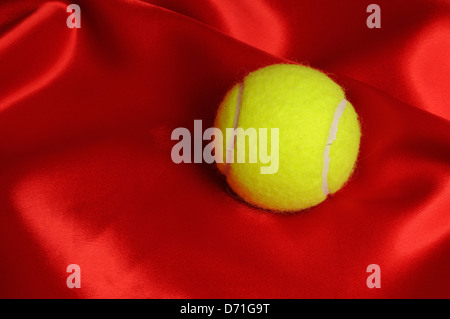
0, 0, 449, 298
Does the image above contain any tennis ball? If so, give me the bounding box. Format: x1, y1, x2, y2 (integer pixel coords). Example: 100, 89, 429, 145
214, 64, 361, 212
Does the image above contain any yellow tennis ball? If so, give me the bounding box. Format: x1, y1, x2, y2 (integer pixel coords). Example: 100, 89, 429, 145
214, 64, 361, 212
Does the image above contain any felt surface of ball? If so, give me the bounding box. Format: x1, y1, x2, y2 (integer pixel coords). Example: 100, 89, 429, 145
214, 64, 361, 212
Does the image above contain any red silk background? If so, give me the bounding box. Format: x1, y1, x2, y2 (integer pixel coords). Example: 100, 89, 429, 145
0, 0, 449, 298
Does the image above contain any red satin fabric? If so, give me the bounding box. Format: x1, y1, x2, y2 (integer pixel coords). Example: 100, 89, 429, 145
0, 0, 449, 298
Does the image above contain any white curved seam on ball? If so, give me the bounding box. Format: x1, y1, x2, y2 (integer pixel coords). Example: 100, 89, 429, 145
225, 82, 244, 176
322, 98, 348, 196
